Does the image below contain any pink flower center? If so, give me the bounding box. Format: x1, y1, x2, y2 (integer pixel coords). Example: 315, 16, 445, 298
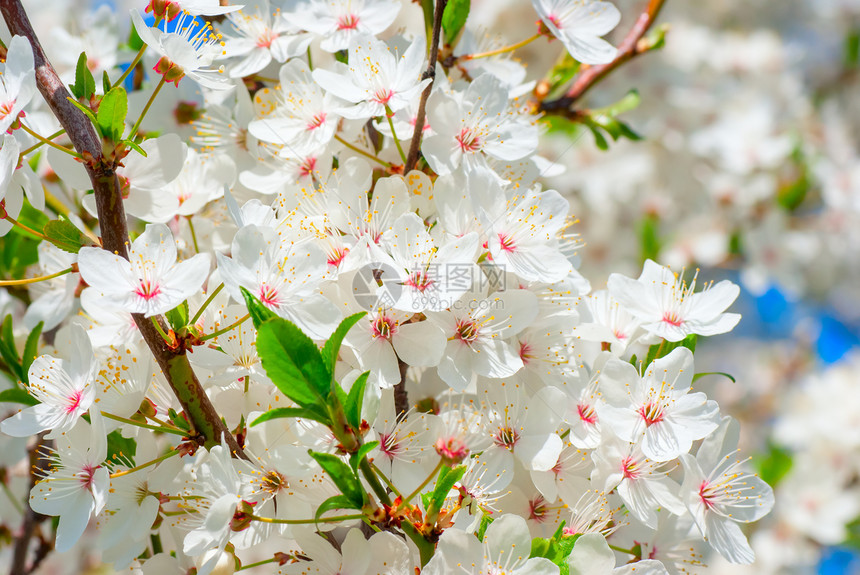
66, 389, 84, 414
699, 480, 716, 510
259, 283, 281, 307
336, 13, 360, 31
327, 245, 348, 268
79, 464, 99, 490
528, 495, 548, 523
306, 112, 327, 132
371, 316, 397, 340
498, 232, 516, 253
135, 280, 162, 301
371, 88, 394, 105
379, 432, 401, 459
519, 341, 533, 364
639, 401, 665, 426
662, 311, 683, 327
435, 436, 469, 464
493, 426, 520, 449
455, 319, 480, 344
548, 14, 563, 29
300, 156, 318, 178
405, 270, 434, 293
577, 402, 597, 425
456, 128, 482, 153
621, 456, 640, 480
256, 29, 277, 48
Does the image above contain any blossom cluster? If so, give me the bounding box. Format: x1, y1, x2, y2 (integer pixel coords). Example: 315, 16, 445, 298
0, 0, 775, 573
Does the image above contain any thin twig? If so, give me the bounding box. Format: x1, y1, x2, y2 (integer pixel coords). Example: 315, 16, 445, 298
539, 0, 667, 113
404, 0, 447, 172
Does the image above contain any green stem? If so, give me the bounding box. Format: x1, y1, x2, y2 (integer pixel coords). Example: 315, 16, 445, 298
359, 458, 392, 507
1, 214, 48, 240
1, 481, 23, 515
190, 283, 224, 325
150, 316, 173, 344
0, 267, 72, 287
113, 45, 147, 89
371, 461, 404, 500
130, 76, 166, 136
384, 106, 407, 164
249, 512, 366, 525
109, 448, 179, 478
18, 128, 65, 158
200, 313, 250, 342
460, 33, 541, 61
398, 459, 442, 511
334, 135, 392, 168
101, 411, 187, 437
609, 544, 637, 555
19, 124, 81, 159
238, 557, 281, 571
186, 216, 200, 253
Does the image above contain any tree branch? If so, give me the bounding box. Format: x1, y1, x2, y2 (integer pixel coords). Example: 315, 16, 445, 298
404, 0, 447, 172
0, 0, 243, 458
9, 434, 51, 575
539, 0, 667, 114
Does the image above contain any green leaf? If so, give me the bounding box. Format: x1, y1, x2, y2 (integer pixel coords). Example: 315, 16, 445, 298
43, 218, 89, 254
344, 371, 369, 431
0, 228, 40, 279
102, 71, 111, 95
314, 494, 361, 523
67, 97, 99, 128
256, 317, 330, 409
250, 406, 331, 427
594, 90, 641, 117
582, 120, 609, 151
240, 286, 277, 330
349, 440, 379, 473
309, 450, 366, 508
0, 388, 37, 406
165, 301, 189, 332
97, 86, 128, 142
475, 513, 495, 540
123, 139, 147, 157
442, 0, 470, 46
73, 52, 96, 100
644, 334, 697, 366
753, 442, 792, 488
22, 321, 43, 380
0, 315, 22, 381
430, 464, 466, 512
106, 430, 137, 467
321, 312, 365, 379
692, 371, 736, 384
544, 53, 581, 100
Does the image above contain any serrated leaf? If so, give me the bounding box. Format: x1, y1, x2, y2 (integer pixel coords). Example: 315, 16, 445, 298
314, 494, 360, 524
22, 321, 43, 380
256, 317, 330, 410
240, 287, 277, 330
309, 450, 366, 508
349, 440, 379, 473
250, 406, 331, 427
165, 301, 189, 332
321, 312, 365, 379
430, 464, 466, 511
97, 87, 128, 142
442, 0, 470, 46
73, 52, 96, 100
0, 388, 37, 406
344, 371, 369, 431
43, 218, 89, 254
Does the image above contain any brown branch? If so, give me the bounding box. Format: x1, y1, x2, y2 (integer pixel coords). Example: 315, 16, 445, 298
9, 434, 52, 575
394, 357, 411, 422
404, 0, 447, 172
539, 0, 667, 114
0, 0, 243, 459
